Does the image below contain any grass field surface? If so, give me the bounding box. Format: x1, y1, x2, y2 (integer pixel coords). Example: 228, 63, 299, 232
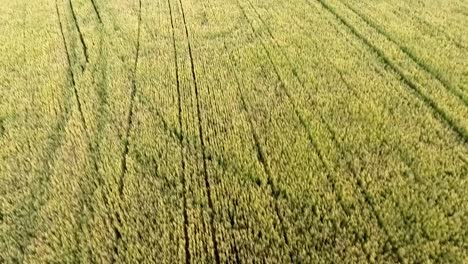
1, 0, 467, 263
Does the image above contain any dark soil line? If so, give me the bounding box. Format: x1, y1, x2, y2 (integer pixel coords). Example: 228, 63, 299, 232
313, 0, 468, 143
168, 0, 191, 262
237, 2, 395, 261
224, 39, 295, 262
245, 0, 402, 260
112, 0, 142, 262
337, 0, 468, 106
117, 0, 142, 197
69, 0, 89, 64
176, 0, 220, 262
90, 0, 103, 24
16, 3, 76, 260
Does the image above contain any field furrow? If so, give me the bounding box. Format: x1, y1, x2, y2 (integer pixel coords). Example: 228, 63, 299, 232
313, 0, 468, 142
337, 0, 468, 107
89, 0, 102, 24
68, 0, 89, 66
177, 1, 221, 262
213, 2, 384, 262
344, 0, 468, 92
166, 0, 191, 262
235, 0, 468, 261
116, 0, 141, 197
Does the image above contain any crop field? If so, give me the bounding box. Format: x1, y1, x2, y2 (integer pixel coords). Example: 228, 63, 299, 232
1, 0, 467, 263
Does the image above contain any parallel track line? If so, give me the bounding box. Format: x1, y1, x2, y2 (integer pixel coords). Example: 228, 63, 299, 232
168, 0, 191, 262
312, 0, 468, 143
176, 0, 220, 262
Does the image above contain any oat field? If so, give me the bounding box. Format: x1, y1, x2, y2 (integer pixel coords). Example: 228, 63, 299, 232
1, 0, 467, 263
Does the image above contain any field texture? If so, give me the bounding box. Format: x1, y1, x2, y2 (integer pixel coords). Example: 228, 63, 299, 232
1, 0, 468, 263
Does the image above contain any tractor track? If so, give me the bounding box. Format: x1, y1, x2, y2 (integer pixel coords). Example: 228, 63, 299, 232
242, 1, 462, 260
112, 0, 142, 262
312, 0, 468, 143
176, 0, 220, 262
58, 0, 110, 241
90, 0, 103, 24
14, 2, 79, 260
336, 0, 468, 107
283, 3, 468, 168
168, 0, 191, 262
237, 0, 403, 261
196, 2, 244, 261
117, 0, 142, 197
225, 40, 295, 263
68, 0, 89, 65
57, 0, 100, 175
254, 0, 450, 251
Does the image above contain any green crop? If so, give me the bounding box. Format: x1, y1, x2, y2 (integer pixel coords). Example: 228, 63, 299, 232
1, 0, 467, 263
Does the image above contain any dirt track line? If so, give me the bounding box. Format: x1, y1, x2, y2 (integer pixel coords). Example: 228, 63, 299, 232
285, 3, 461, 248
176, 0, 220, 262
337, 0, 468, 107
16, 3, 77, 260
69, 0, 89, 65
57, 0, 93, 142
312, 0, 468, 143
237, 0, 329, 181
117, 0, 142, 196
237, 1, 402, 261
167, 0, 191, 262
56, 2, 77, 89
112, 1, 142, 261
59, 0, 102, 159
279, 0, 468, 188
395, 6, 468, 51
57, 2, 111, 259
245, 1, 404, 260
240, 0, 331, 163
293, 1, 407, 256
90, 0, 103, 24
225, 39, 294, 263
198, 1, 243, 260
